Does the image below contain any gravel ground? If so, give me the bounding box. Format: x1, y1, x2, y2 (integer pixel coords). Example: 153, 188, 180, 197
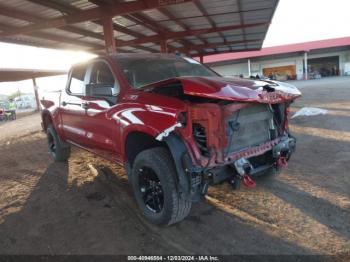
0, 77, 349, 256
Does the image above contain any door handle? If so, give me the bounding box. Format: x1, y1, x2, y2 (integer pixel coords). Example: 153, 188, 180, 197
61, 101, 81, 107
81, 102, 89, 110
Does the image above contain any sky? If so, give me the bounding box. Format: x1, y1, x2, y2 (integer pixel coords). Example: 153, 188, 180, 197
1, 0, 350, 96
0, 45, 95, 95
263, 0, 350, 47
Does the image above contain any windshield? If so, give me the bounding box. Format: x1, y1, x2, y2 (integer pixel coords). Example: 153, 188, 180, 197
114, 54, 218, 88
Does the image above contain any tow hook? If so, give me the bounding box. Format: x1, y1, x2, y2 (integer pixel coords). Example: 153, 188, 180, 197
242, 174, 256, 188
273, 137, 293, 169
277, 155, 288, 168
232, 158, 256, 189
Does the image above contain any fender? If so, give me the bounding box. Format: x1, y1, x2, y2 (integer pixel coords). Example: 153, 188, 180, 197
112, 101, 184, 162
41, 108, 57, 130
164, 134, 203, 202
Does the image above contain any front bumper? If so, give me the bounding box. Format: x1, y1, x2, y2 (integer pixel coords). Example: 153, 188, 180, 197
237, 135, 296, 174
221, 135, 296, 165
205, 135, 296, 186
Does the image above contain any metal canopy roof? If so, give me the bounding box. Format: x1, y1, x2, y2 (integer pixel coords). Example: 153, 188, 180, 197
0, 0, 279, 56
0, 68, 66, 82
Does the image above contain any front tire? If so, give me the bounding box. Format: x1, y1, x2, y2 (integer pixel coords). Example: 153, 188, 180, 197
47, 124, 71, 162
131, 147, 192, 226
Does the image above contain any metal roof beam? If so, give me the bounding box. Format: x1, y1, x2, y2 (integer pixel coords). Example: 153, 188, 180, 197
157, 7, 207, 47
198, 48, 261, 58
0, 69, 66, 82
29, 0, 144, 38
236, 0, 247, 49
89, 0, 161, 34
88, 0, 161, 52
153, 8, 272, 24
0, 4, 104, 40
103, 17, 116, 54
25, 0, 155, 53
126, 12, 194, 52
27, 0, 77, 15
115, 22, 268, 47
193, 1, 225, 45
89, 0, 193, 52
0, 0, 194, 37
0, 23, 103, 50
125, 13, 161, 33
169, 39, 261, 53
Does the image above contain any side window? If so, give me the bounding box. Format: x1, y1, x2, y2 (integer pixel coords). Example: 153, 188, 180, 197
87, 62, 119, 96
90, 62, 114, 84
69, 64, 87, 94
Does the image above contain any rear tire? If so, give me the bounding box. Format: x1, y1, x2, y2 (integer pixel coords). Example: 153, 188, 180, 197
131, 147, 192, 226
47, 124, 70, 162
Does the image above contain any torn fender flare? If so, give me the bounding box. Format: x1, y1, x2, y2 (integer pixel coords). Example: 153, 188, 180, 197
155, 122, 182, 141
164, 134, 201, 202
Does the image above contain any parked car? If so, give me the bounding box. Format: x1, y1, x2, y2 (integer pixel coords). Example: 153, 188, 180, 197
41, 54, 301, 225
0, 101, 12, 121
14, 95, 36, 109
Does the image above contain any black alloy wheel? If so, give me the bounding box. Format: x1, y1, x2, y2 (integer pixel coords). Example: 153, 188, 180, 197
138, 167, 164, 213
131, 147, 192, 225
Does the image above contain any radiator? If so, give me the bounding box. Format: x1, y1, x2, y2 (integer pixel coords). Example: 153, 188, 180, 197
227, 104, 273, 152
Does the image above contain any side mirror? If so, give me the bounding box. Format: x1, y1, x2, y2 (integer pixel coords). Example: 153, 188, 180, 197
86, 83, 115, 97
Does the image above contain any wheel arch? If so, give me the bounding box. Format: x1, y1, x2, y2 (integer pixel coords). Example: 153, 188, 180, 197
124, 131, 166, 169
124, 130, 197, 202
41, 109, 53, 131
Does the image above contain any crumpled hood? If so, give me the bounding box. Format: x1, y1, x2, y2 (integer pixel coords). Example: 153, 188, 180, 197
147, 76, 301, 103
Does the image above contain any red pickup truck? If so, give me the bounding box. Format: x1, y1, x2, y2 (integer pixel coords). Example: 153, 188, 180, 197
41, 53, 301, 225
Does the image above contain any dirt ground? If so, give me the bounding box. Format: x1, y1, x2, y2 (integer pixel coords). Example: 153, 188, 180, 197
0, 77, 349, 255
0, 112, 40, 138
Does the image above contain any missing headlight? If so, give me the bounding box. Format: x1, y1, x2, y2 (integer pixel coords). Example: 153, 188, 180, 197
192, 123, 210, 157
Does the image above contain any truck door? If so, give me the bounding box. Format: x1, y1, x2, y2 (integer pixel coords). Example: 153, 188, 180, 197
60, 63, 89, 146
77, 60, 121, 162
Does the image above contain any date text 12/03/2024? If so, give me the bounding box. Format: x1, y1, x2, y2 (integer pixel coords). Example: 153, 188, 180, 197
127, 255, 219, 261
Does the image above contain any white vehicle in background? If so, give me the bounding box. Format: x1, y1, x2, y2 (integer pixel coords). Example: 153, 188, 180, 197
14, 95, 36, 110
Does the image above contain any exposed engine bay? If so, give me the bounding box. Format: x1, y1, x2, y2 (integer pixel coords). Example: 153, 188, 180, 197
148, 77, 300, 194
186, 101, 295, 191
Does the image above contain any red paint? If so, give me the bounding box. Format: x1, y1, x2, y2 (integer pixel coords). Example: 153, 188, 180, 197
41, 54, 300, 171
145, 76, 301, 104
243, 174, 256, 188
277, 156, 288, 169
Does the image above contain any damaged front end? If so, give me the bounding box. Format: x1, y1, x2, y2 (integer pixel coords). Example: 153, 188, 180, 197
149, 77, 301, 201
